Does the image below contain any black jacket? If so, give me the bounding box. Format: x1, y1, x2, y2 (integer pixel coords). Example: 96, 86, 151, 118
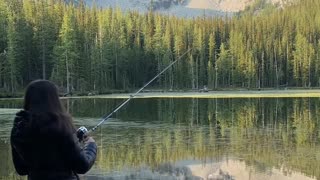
10, 110, 97, 180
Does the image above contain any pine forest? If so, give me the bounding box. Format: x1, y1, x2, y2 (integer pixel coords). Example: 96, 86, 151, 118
0, 0, 319, 94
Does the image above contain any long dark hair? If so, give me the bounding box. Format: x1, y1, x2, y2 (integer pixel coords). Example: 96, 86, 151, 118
24, 80, 75, 134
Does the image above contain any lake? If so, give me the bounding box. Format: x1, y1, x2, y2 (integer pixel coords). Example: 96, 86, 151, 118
0, 97, 320, 180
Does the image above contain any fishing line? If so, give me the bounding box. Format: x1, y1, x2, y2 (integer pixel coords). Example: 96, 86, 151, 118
77, 49, 191, 139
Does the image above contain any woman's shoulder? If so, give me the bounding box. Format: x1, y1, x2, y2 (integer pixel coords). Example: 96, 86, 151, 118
11, 110, 33, 146
12, 110, 31, 133
14, 110, 30, 123
13, 110, 70, 138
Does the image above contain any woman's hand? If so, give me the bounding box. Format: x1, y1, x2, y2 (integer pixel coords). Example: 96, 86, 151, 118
84, 136, 95, 143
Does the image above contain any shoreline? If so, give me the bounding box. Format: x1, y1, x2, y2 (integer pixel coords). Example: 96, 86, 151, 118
69, 89, 320, 99
1, 89, 320, 100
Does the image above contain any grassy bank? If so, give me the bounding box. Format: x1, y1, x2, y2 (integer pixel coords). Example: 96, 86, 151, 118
68, 89, 320, 99
2, 89, 320, 100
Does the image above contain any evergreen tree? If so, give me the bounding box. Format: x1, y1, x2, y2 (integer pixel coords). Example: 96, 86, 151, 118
52, 6, 79, 93
1, 0, 320, 93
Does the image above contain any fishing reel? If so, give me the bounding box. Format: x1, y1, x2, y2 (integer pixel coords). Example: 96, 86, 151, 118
76, 126, 88, 142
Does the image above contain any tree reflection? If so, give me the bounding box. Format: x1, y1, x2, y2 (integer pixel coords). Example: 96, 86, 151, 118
1, 98, 320, 179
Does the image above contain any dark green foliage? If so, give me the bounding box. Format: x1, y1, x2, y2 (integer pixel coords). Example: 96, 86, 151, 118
0, 0, 319, 93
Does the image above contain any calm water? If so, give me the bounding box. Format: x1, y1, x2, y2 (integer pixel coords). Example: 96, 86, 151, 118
1, 98, 320, 180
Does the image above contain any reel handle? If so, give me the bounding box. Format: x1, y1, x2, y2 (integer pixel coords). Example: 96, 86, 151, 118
77, 126, 88, 142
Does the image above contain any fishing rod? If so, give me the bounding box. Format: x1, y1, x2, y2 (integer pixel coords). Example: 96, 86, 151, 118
77, 49, 191, 141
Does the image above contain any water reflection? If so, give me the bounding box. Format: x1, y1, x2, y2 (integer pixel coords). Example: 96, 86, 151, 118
0, 98, 320, 180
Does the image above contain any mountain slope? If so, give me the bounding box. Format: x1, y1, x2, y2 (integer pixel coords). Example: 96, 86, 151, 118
84, 0, 227, 17
187, 0, 291, 12
80, 0, 291, 17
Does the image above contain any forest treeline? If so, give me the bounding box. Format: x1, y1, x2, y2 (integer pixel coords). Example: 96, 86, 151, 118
0, 0, 319, 94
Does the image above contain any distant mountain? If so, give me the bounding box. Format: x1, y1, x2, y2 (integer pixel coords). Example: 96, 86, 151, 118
66, 0, 291, 17
82, 0, 229, 17
187, 0, 290, 12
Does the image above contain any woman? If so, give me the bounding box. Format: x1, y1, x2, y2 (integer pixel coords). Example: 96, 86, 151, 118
10, 80, 97, 180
